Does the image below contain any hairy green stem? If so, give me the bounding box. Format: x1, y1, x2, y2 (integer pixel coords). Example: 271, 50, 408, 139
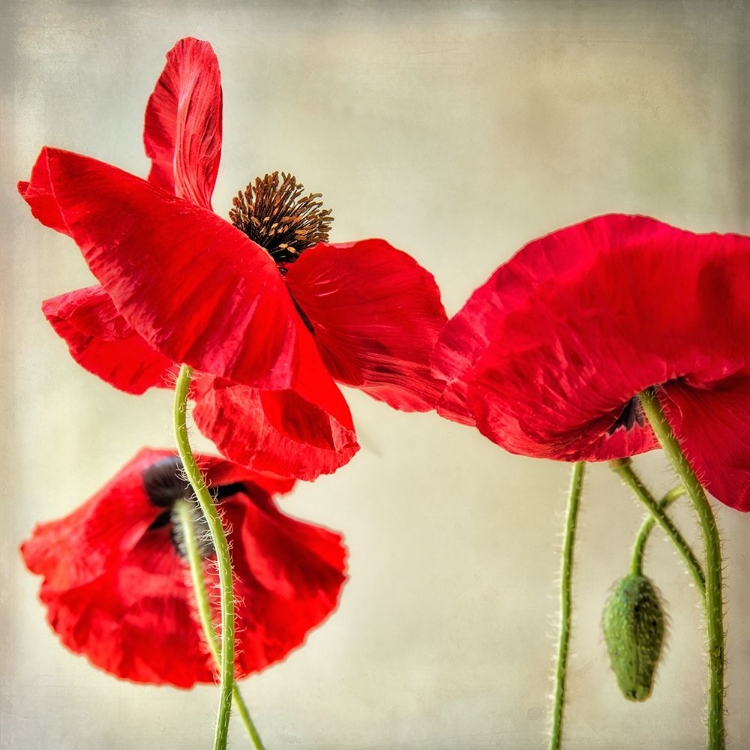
639, 388, 725, 750
610, 459, 705, 594
175, 501, 266, 750
174, 364, 235, 750
550, 461, 585, 750
630, 486, 685, 576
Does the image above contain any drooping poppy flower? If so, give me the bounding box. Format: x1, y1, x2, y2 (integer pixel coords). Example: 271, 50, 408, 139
433, 213, 750, 511
19, 38, 447, 480
20, 448, 347, 687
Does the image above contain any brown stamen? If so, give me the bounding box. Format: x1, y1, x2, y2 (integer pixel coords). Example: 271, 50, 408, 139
230, 172, 333, 265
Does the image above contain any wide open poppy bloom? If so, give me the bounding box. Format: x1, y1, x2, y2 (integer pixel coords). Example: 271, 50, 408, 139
21, 448, 347, 687
433, 213, 750, 511
19, 38, 447, 480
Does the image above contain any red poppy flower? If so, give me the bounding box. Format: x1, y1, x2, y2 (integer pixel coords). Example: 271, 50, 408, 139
433, 214, 750, 511
20, 448, 347, 687
19, 38, 447, 480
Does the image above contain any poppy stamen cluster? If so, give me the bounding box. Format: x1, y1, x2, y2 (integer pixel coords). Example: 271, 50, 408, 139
607, 396, 646, 435
230, 172, 334, 266
143, 456, 242, 559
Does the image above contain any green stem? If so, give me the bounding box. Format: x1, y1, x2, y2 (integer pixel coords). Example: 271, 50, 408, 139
550, 461, 585, 750
175, 500, 266, 750
630, 486, 686, 576
639, 388, 725, 750
610, 459, 705, 594
174, 364, 235, 750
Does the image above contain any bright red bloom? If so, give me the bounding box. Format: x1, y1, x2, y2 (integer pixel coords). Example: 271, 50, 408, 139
20, 448, 347, 687
433, 214, 750, 511
19, 38, 447, 480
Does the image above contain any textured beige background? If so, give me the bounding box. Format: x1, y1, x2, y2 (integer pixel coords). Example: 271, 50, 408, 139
3, 1, 750, 748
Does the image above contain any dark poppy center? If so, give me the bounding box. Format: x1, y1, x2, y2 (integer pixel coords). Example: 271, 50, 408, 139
229, 172, 333, 267
143, 457, 244, 559
607, 396, 646, 436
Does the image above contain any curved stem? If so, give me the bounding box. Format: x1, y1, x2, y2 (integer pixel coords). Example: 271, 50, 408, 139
175, 501, 266, 750
550, 461, 585, 750
630, 486, 686, 576
174, 364, 235, 750
639, 388, 725, 750
610, 459, 705, 594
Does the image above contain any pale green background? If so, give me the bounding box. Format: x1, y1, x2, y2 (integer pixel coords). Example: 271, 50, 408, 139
3, 1, 750, 748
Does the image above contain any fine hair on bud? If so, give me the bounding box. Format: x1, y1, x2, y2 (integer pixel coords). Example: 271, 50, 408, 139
602, 573, 666, 702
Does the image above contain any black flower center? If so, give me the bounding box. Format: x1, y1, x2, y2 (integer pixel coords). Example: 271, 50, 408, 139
607, 397, 646, 436
229, 172, 333, 267
143, 457, 244, 559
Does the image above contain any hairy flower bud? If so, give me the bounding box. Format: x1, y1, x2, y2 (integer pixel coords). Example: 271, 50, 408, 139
602, 573, 665, 701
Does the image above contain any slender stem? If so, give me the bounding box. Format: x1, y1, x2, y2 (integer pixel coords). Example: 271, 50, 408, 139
175, 501, 266, 750
639, 388, 725, 750
631, 486, 686, 576
610, 459, 705, 594
550, 461, 585, 750
174, 364, 235, 750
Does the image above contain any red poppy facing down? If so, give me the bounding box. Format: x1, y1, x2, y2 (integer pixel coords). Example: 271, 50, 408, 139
21, 449, 347, 687
433, 214, 750, 511
19, 38, 447, 480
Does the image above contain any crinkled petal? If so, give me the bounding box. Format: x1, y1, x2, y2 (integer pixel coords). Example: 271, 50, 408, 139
211, 492, 347, 676
192, 375, 359, 481
285, 239, 448, 411
17, 150, 70, 236
43, 285, 176, 394
42, 147, 319, 391
143, 37, 222, 208
20, 449, 344, 686
443, 215, 750, 478
661, 378, 750, 511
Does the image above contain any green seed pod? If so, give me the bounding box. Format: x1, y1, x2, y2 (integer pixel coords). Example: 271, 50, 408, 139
602, 573, 665, 702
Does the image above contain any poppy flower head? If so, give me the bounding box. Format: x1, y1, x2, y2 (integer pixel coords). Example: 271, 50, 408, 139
19, 36, 449, 479
21, 449, 348, 687
433, 214, 750, 511
230, 171, 334, 268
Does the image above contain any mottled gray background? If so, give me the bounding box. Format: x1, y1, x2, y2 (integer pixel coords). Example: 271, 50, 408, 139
3, 1, 750, 748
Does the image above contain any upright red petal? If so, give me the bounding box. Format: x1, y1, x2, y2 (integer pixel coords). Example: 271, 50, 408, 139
192, 376, 359, 481
143, 37, 222, 209
43, 148, 318, 391
285, 239, 448, 412
43, 286, 176, 395
17, 150, 71, 236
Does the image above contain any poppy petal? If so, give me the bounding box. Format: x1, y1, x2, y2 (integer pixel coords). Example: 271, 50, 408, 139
214, 491, 347, 675
21, 449, 346, 686
192, 376, 359, 481
661, 379, 750, 512
43, 286, 176, 394
143, 37, 222, 209
42, 147, 317, 391
285, 239, 448, 411
17, 150, 70, 236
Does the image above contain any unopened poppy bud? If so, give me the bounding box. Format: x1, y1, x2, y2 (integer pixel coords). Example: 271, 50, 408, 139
602, 573, 665, 702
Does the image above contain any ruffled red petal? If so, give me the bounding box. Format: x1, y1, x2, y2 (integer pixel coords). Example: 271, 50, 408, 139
43, 286, 176, 394
438, 215, 750, 504
192, 375, 359, 481
20, 449, 346, 686
143, 37, 222, 209
661, 379, 750, 511
212, 492, 346, 676
40, 147, 320, 391
17, 150, 70, 236
285, 239, 448, 411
